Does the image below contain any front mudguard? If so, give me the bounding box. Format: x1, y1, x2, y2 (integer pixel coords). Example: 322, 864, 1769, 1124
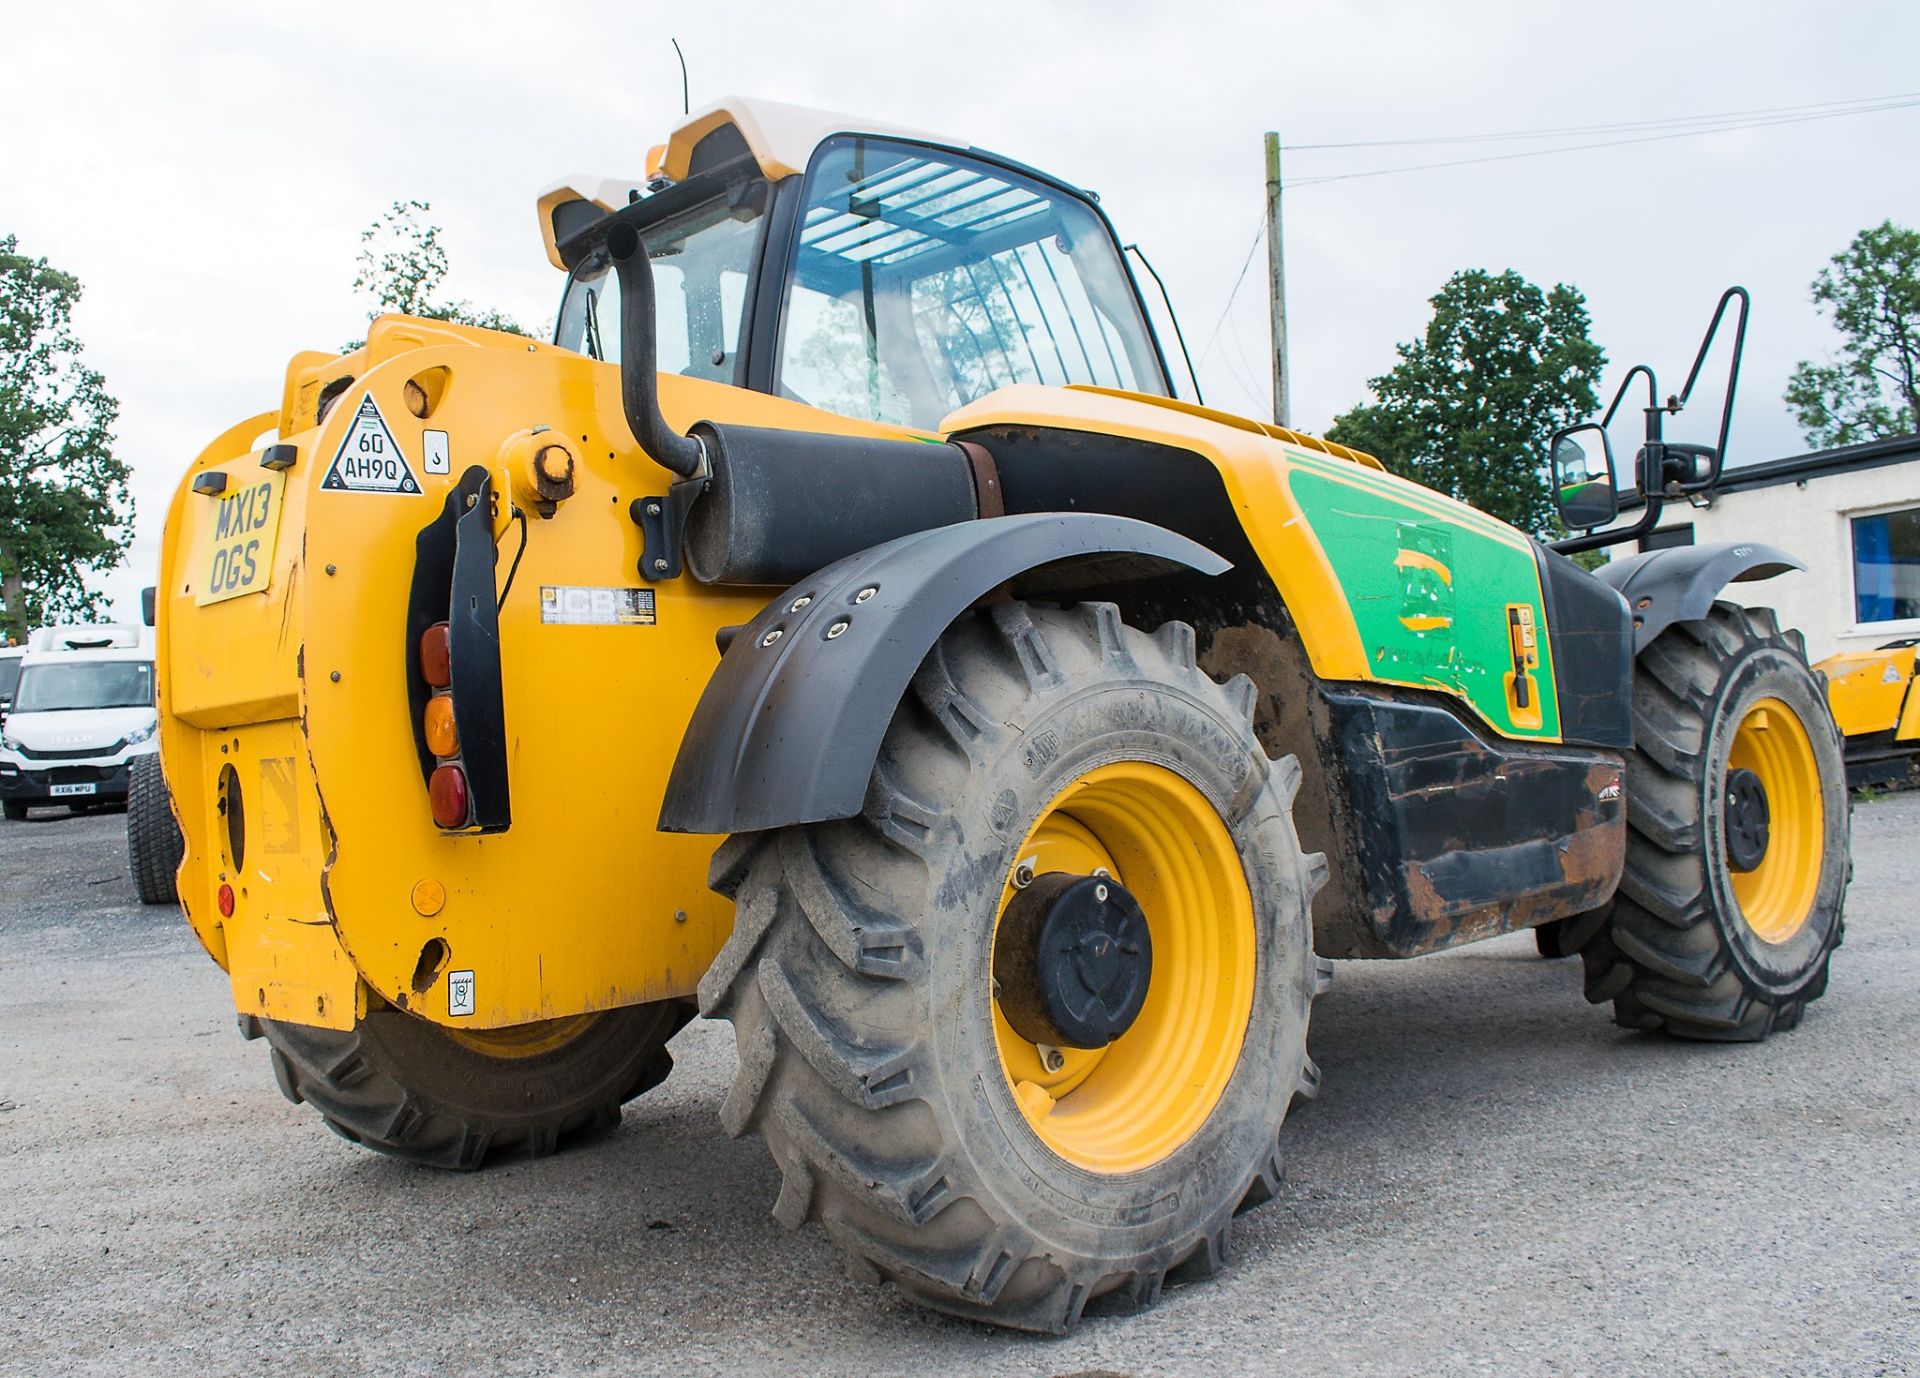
1596, 541, 1803, 652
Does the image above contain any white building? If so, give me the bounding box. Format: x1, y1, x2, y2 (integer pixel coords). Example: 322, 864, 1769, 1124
1622, 432, 1920, 662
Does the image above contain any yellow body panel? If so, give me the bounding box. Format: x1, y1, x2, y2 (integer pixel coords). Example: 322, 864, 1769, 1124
159, 316, 921, 1030
1816, 645, 1920, 739
161, 329, 1552, 1033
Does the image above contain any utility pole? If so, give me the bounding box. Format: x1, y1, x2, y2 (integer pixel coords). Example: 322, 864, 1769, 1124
1264, 130, 1290, 428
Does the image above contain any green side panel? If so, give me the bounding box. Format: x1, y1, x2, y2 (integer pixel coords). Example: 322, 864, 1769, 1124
1287, 464, 1559, 740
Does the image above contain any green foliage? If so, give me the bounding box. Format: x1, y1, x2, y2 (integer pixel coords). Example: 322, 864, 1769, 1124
350, 200, 528, 344
1326, 269, 1606, 535
0, 235, 131, 641
1785, 221, 1920, 448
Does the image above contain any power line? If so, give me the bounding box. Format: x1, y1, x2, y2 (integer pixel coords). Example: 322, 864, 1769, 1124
1196, 214, 1266, 368
1287, 98, 1920, 188
1283, 90, 1920, 151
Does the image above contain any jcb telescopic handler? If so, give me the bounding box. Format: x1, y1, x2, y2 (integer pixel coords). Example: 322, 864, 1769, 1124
156, 98, 1848, 1331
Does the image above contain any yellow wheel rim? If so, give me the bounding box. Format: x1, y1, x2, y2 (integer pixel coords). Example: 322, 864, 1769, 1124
991, 762, 1256, 1175
444, 1012, 599, 1059
1727, 697, 1823, 944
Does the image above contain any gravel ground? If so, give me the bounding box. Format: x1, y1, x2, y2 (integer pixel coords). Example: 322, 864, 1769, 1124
2, 796, 1915, 1377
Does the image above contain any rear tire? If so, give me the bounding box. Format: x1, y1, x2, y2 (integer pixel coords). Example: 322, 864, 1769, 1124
1575, 603, 1848, 1039
260, 998, 693, 1169
127, 754, 184, 905
700, 603, 1329, 1332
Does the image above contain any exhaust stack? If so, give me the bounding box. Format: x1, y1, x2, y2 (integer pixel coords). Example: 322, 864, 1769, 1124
604, 221, 706, 479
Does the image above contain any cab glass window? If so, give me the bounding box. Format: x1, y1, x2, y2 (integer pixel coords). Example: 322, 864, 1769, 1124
776, 137, 1166, 430
555, 181, 768, 384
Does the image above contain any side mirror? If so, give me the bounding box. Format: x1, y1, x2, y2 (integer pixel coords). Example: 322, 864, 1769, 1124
1551, 424, 1618, 530
141, 586, 157, 628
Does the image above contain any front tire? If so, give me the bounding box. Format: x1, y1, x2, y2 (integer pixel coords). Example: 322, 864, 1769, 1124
1577, 603, 1848, 1039
700, 603, 1328, 1332
260, 998, 693, 1169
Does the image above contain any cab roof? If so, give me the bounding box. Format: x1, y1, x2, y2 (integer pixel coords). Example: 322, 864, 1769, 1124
536, 96, 957, 270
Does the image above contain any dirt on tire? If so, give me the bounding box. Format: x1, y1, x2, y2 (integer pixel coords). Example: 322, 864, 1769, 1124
259, 998, 693, 1169
1575, 602, 1849, 1039
700, 601, 1330, 1331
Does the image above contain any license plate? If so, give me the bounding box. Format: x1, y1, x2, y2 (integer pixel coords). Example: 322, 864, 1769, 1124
50, 783, 97, 798
196, 469, 287, 606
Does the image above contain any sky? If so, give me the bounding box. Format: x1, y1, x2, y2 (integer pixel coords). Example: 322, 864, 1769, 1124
3, 0, 1917, 622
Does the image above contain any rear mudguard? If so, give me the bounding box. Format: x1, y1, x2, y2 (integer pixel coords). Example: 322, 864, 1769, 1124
1596, 541, 1803, 652
658, 513, 1227, 834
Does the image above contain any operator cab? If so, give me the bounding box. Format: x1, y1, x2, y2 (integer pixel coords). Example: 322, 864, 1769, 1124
544, 98, 1172, 433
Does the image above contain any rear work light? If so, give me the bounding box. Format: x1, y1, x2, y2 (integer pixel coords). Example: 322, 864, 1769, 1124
419, 622, 452, 688
429, 765, 470, 829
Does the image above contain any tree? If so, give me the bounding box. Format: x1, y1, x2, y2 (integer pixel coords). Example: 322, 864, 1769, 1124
0, 235, 131, 641
1784, 221, 1919, 448
1326, 269, 1606, 535
352, 200, 528, 339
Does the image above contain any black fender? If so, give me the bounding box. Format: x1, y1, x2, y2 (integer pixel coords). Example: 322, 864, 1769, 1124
1595, 541, 1804, 652
658, 513, 1229, 835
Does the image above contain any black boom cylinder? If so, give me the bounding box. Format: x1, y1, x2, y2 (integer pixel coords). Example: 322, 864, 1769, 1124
684, 423, 980, 586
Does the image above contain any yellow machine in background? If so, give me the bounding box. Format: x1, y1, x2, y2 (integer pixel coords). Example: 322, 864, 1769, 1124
1817, 641, 1920, 787
154, 96, 1850, 1331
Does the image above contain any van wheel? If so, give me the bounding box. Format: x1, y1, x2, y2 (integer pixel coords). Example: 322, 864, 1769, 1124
700, 603, 1329, 1331
3, 801, 28, 822
1575, 603, 1848, 1039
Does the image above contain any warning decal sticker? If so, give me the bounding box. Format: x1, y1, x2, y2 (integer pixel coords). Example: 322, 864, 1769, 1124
322, 396, 420, 494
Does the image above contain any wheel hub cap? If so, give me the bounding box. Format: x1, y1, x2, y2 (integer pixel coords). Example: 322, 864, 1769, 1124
1724, 766, 1771, 872
994, 872, 1153, 1049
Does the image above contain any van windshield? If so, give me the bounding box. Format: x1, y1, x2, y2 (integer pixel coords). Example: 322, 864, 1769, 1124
13, 661, 154, 713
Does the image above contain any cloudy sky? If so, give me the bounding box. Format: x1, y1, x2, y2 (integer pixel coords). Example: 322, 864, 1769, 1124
4, 0, 1916, 620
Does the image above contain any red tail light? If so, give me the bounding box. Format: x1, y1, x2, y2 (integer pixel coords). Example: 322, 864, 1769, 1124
429, 765, 470, 828
420, 622, 452, 688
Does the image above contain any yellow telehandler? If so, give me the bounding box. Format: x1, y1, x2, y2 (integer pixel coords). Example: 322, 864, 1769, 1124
155, 97, 1850, 1331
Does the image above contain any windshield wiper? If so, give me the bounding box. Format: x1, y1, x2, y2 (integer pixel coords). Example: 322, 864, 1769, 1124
583, 286, 604, 362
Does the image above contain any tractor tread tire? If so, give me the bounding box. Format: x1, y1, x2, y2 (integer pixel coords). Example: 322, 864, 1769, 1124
702, 602, 1325, 1332
126, 754, 184, 905
1575, 603, 1847, 1041
261, 999, 693, 1170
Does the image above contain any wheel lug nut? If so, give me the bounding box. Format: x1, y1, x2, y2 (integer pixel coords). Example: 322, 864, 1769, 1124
1013, 862, 1035, 889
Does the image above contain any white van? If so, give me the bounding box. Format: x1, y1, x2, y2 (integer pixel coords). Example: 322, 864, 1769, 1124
0, 625, 158, 821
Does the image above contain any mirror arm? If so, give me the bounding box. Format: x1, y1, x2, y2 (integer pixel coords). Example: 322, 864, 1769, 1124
1600, 364, 1660, 430
1669, 286, 1750, 485
1548, 492, 1667, 556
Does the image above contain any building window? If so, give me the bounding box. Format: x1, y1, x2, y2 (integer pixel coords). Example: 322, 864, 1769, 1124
1851, 507, 1920, 624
